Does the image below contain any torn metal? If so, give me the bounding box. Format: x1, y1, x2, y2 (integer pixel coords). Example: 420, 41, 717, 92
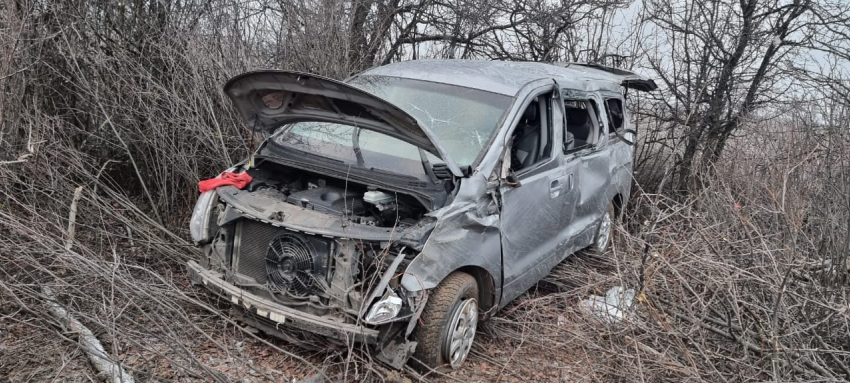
188, 59, 653, 370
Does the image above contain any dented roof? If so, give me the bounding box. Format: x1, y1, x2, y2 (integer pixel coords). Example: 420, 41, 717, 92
359, 59, 656, 96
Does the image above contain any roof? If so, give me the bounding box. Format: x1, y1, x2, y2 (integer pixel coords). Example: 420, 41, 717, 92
359, 59, 630, 96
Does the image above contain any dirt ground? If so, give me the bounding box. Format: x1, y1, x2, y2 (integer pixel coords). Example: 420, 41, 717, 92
1, 250, 614, 383
0, 301, 595, 383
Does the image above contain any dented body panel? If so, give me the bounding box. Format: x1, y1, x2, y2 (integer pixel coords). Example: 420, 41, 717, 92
188, 59, 653, 369
400, 172, 501, 294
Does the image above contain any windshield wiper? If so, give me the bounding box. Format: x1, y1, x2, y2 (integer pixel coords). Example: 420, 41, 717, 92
418, 148, 439, 184
352, 127, 365, 166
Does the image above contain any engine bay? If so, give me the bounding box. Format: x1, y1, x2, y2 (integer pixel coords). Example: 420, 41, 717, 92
195, 159, 435, 319
244, 160, 427, 228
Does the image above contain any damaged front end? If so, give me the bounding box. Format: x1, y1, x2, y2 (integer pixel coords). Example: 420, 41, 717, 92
188, 159, 436, 368
188, 69, 510, 369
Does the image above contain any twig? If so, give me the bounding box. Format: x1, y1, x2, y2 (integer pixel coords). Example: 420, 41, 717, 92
65, 186, 83, 252
96, 105, 163, 224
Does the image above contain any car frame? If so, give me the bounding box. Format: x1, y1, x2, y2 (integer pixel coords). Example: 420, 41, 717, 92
187, 59, 656, 371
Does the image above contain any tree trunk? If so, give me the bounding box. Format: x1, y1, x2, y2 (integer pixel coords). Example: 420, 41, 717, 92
676, 124, 704, 193
363, 0, 401, 67
348, 0, 371, 71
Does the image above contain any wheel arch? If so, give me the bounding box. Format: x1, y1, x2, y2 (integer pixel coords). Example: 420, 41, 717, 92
612, 192, 625, 218
457, 265, 498, 318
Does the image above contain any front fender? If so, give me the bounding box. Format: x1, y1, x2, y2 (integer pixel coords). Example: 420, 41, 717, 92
400, 174, 501, 294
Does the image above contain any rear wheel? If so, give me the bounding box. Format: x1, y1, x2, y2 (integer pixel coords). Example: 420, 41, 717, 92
592, 202, 615, 252
412, 272, 478, 371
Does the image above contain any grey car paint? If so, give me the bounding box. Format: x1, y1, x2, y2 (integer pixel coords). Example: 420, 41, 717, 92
574, 93, 614, 237
397, 78, 557, 305
398, 64, 646, 307
601, 89, 636, 208
224, 70, 464, 177
498, 87, 573, 303
191, 59, 655, 367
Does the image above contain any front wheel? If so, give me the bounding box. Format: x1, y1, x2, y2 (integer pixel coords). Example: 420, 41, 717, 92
412, 272, 479, 371
592, 202, 615, 253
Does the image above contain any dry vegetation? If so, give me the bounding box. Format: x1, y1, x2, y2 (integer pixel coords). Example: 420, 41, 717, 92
2, 0, 849, 382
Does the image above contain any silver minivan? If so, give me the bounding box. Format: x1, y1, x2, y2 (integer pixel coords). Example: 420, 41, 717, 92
187, 59, 656, 371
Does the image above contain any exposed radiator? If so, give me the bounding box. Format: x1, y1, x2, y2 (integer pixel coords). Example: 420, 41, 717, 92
233, 219, 331, 292
234, 219, 280, 284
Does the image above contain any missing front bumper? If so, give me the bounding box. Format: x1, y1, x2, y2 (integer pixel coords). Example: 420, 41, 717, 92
187, 260, 380, 344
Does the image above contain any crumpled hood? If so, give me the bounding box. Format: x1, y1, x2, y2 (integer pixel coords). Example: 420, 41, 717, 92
224, 70, 463, 177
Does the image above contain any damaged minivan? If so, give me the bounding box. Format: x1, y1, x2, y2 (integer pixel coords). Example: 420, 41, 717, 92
187, 60, 656, 370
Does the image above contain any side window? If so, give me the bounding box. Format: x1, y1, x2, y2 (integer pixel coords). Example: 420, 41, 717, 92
509, 95, 552, 172
563, 99, 598, 153
604, 98, 625, 135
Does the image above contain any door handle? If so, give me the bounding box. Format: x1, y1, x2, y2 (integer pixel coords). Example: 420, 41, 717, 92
549, 176, 566, 199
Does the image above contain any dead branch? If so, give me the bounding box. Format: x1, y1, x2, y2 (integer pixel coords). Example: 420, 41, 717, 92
42, 286, 135, 383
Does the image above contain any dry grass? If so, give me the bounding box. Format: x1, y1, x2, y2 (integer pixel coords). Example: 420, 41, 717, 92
5, 108, 846, 383
1, 1, 849, 382
465, 120, 850, 382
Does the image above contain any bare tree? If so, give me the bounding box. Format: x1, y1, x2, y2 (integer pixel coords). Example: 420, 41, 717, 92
638, 0, 850, 192
3, 0, 850, 381
376, 0, 632, 63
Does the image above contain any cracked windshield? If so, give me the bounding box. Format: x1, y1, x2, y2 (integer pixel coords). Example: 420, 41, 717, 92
273, 75, 511, 173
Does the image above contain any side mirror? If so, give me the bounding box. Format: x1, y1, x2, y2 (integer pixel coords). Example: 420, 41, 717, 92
505, 171, 522, 188
563, 131, 575, 153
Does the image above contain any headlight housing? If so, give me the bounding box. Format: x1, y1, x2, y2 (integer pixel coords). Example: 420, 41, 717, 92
363, 290, 403, 324
189, 191, 217, 244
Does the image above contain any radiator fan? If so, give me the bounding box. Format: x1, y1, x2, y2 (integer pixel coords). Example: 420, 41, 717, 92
265, 234, 316, 296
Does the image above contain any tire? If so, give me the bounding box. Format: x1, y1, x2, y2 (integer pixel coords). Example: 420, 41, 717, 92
592, 202, 615, 253
412, 271, 479, 371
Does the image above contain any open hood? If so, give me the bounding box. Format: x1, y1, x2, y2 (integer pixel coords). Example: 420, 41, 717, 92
556, 63, 658, 92
224, 70, 463, 177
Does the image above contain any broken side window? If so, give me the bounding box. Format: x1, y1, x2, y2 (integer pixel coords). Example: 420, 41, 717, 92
564, 100, 597, 153
604, 98, 625, 135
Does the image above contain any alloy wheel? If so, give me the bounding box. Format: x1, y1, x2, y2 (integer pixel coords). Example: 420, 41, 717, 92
442, 298, 478, 369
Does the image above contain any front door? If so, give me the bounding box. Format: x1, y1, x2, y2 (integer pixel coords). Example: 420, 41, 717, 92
498, 88, 572, 303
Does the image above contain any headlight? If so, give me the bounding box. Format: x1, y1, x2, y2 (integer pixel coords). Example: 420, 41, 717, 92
189, 191, 217, 244
364, 290, 403, 324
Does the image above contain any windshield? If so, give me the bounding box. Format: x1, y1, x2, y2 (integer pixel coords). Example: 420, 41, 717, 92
271, 75, 511, 172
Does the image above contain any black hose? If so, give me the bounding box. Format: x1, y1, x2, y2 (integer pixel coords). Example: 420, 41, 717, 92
613, 128, 637, 146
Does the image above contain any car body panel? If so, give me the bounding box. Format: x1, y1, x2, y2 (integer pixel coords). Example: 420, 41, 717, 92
400, 172, 502, 295
497, 87, 571, 303
224, 70, 463, 177
360, 60, 655, 96
575, 93, 612, 232
577, 149, 612, 232
190, 59, 653, 369
601, 90, 635, 210
554, 62, 658, 92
